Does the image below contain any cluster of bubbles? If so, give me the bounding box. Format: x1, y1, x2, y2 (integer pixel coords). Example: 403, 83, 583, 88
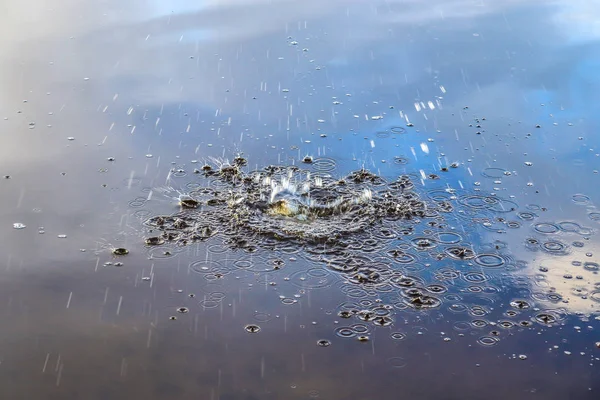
139, 157, 598, 344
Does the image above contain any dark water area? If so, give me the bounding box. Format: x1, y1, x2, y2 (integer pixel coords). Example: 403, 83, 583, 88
1, 0, 600, 399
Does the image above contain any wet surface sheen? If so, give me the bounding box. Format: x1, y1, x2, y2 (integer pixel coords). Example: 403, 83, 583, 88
1, 1, 600, 399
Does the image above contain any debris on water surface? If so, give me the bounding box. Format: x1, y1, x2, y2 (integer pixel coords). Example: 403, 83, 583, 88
179, 195, 200, 208
139, 158, 593, 340
146, 161, 431, 245
145, 236, 165, 246
112, 248, 129, 256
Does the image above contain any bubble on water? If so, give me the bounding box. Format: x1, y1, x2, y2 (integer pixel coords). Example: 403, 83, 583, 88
510, 300, 530, 309
244, 324, 261, 333
112, 248, 129, 256
535, 313, 558, 325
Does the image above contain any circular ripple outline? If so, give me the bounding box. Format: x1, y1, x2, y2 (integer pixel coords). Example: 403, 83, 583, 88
533, 222, 560, 234
199, 299, 221, 308
517, 212, 537, 221
128, 197, 147, 208
474, 254, 505, 268
147, 246, 181, 259
390, 332, 407, 340
427, 189, 454, 202
289, 268, 336, 289
589, 212, 600, 221
459, 195, 499, 209
463, 272, 488, 283
311, 157, 337, 172
584, 262, 599, 272
388, 357, 407, 368
207, 243, 230, 254
481, 168, 509, 178
390, 126, 407, 134
232, 258, 273, 273
453, 321, 471, 331
540, 241, 570, 255
445, 246, 476, 260
488, 199, 518, 213
133, 209, 152, 219
558, 221, 582, 232
572, 194, 590, 204
477, 336, 499, 346
190, 260, 231, 275
434, 232, 462, 244
335, 327, 356, 338
393, 156, 409, 165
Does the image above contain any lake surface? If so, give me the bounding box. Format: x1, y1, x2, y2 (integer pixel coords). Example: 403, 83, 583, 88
1, 0, 600, 398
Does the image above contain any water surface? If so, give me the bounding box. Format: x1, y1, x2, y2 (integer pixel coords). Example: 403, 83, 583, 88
1, 0, 600, 399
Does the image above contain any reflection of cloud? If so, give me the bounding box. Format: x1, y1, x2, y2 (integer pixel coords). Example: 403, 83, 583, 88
528, 255, 600, 315
552, 0, 600, 42
509, 228, 600, 316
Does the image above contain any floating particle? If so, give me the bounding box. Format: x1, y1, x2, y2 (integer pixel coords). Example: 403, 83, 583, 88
112, 248, 129, 256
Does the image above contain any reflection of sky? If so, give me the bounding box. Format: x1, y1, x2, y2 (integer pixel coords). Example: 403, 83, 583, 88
2, 0, 600, 397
